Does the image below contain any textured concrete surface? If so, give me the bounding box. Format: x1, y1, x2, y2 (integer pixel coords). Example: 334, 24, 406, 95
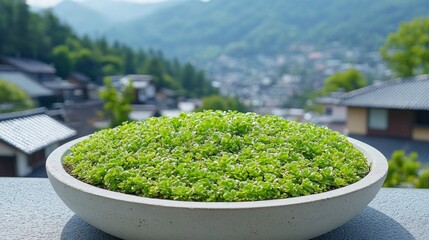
0, 178, 428, 240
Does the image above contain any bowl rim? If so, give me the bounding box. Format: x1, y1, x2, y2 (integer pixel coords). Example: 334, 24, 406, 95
46, 136, 387, 210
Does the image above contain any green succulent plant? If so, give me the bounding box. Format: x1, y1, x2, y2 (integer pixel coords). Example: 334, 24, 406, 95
64, 111, 369, 202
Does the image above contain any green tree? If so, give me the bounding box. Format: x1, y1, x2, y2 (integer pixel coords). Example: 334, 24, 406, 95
51, 45, 73, 78
0, 0, 30, 56
195, 70, 215, 97
323, 68, 368, 93
181, 63, 197, 96
99, 77, 134, 127
0, 79, 34, 113
100, 55, 124, 75
380, 17, 429, 77
123, 47, 136, 74
0, 0, 217, 96
141, 58, 165, 88
196, 95, 248, 112
383, 150, 429, 188
73, 48, 99, 80
40, 10, 73, 49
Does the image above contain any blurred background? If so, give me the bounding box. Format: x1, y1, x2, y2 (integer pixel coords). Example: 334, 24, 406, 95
0, 0, 428, 187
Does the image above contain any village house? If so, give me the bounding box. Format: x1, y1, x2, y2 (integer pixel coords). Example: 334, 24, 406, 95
1, 58, 96, 105
67, 72, 99, 100
337, 74, 429, 163
2, 57, 57, 82
119, 74, 157, 104
315, 91, 347, 132
42, 78, 77, 103
0, 108, 76, 177
0, 66, 56, 108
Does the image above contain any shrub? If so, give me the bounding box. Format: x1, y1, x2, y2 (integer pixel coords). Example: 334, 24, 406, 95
383, 150, 429, 188
0, 79, 34, 113
64, 111, 369, 202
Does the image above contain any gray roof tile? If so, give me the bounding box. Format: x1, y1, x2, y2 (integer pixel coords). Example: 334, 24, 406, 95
339, 75, 429, 110
0, 111, 76, 154
316, 91, 345, 105
4, 57, 56, 74
69, 72, 90, 83
0, 71, 53, 97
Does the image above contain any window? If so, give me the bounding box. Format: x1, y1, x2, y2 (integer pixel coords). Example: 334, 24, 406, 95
416, 110, 429, 126
368, 109, 388, 130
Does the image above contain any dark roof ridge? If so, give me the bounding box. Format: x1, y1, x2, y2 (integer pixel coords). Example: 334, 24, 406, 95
0, 108, 47, 121
340, 74, 429, 101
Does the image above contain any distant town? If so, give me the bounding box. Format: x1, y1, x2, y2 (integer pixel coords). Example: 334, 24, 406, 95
205, 43, 391, 112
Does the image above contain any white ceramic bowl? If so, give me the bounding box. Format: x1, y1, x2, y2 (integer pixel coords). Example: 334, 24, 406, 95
47, 137, 387, 240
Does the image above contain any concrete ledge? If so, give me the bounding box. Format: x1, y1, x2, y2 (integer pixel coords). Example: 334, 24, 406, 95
0, 178, 427, 240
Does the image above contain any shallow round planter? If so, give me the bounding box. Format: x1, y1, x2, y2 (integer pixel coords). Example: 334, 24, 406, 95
47, 136, 387, 240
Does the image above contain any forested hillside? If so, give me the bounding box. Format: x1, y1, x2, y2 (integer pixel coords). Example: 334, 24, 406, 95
103, 0, 429, 60
0, 0, 215, 98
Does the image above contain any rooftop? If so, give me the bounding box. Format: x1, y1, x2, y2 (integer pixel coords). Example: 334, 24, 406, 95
68, 72, 91, 83
43, 79, 76, 90
3, 57, 56, 74
316, 91, 345, 105
0, 108, 76, 154
339, 75, 429, 110
0, 71, 54, 97
0, 178, 427, 239
120, 74, 153, 89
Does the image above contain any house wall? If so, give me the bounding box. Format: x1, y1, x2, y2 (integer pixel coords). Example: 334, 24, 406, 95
332, 105, 347, 122
389, 110, 413, 138
0, 143, 14, 156
1, 143, 56, 177
324, 104, 347, 123
137, 85, 156, 103
0, 143, 33, 177
347, 107, 367, 135
368, 109, 413, 138
348, 108, 429, 141
412, 127, 429, 141
16, 153, 31, 177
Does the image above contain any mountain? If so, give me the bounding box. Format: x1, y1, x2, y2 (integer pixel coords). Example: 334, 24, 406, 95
80, 0, 182, 23
105, 0, 429, 60
52, 0, 109, 37
51, 0, 182, 37
52, 0, 429, 61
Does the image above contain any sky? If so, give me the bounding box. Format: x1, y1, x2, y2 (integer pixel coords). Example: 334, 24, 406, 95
26, 0, 167, 8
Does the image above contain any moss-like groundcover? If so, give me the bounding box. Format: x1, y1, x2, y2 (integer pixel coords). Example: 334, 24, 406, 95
64, 111, 369, 202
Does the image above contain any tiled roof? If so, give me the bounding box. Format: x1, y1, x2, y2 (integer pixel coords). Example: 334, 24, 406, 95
316, 91, 345, 105
69, 72, 90, 83
0, 64, 15, 71
42, 80, 76, 90
120, 75, 153, 89
0, 71, 53, 97
0, 109, 76, 154
339, 75, 429, 110
3, 57, 56, 74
